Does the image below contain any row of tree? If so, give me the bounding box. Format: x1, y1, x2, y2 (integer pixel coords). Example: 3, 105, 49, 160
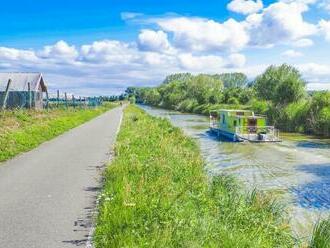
126, 64, 330, 137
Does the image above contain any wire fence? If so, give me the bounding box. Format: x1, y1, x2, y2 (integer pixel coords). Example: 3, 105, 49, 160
0, 88, 103, 110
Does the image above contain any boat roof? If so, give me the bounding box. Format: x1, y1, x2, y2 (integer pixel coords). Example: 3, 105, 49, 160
220, 109, 252, 112
210, 109, 253, 113
210, 109, 266, 119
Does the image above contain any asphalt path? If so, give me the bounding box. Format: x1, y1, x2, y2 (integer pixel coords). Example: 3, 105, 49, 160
0, 106, 123, 248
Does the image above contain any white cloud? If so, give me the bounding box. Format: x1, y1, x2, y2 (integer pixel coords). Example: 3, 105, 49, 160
228, 53, 246, 67
80, 40, 138, 64
246, 1, 317, 46
282, 49, 303, 57
227, 0, 263, 15
318, 0, 330, 11
121, 12, 143, 20
297, 63, 330, 86
280, 0, 318, 4
38, 40, 78, 61
178, 53, 224, 71
0, 40, 250, 94
319, 19, 330, 41
157, 17, 249, 52
0, 47, 38, 62
307, 83, 330, 90
137, 29, 171, 52
293, 38, 314, 47
298, 63, 330, 76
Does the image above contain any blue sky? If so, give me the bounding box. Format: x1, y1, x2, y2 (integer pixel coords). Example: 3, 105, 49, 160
1, 0, 330, 95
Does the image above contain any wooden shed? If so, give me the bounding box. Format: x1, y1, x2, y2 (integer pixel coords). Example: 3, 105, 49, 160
0, 72, 48, 109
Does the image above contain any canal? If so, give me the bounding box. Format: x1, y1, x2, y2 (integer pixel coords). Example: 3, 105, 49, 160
140, 105, 330, 240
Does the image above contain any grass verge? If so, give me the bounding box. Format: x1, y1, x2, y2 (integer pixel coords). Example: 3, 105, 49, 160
0, 103, 117, 162
310, 218, 330, 248
94, 105, 294, 247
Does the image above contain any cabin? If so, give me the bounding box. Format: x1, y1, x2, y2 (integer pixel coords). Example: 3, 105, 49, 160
210, 109, 280, 142
0, 72, 48, 109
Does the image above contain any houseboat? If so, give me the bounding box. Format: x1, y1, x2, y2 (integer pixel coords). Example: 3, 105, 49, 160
209, 109, 281, 142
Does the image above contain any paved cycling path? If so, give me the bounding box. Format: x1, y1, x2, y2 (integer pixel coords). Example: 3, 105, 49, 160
0, 106, 124, 248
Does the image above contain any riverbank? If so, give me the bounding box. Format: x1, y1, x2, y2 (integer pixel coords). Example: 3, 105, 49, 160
94, 105, 294, 247
0, 103, 117, 162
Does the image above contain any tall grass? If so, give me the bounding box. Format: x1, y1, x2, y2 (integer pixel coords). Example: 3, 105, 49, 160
310, 219, 330, 248
94, 105, 294, 247
0, 103, 117, 162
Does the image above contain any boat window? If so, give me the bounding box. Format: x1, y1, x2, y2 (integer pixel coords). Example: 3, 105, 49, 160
236, 112, 244, 116
233, 120, 237, 126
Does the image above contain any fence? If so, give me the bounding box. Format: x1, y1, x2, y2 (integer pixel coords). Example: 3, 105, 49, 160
0, 87, 103, 110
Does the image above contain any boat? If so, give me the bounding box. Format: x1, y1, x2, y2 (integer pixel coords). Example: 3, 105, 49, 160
209, 109, 281, 142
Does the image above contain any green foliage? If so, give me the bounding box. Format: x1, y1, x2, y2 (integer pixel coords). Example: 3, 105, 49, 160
254, 64, 306, 105
128, 95, 136, 104
0, 103, 117, 162
214, 72, 248, 88
279, 101, 310, 132
133, 72, 250, 109
223, 87, 255, 104
305, 91, 330, 136
310, 218, 330, 248
185, 74, 224, 104
129, 65, 330, 137
227, 96, 239, 105
250, 99, 270, 114
94, 106, 294, 247
176, 98, 199, 112
163, 73, 193, 84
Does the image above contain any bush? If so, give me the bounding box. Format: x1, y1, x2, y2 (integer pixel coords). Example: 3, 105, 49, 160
227, 97, 239, 105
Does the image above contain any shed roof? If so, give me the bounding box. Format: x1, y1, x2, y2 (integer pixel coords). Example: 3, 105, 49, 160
0, 72, 47, 92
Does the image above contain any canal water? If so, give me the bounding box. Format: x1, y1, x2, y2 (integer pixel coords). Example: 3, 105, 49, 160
140, 105, 330, 239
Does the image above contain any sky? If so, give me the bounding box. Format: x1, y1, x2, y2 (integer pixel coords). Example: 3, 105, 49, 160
1, 0, 330, 95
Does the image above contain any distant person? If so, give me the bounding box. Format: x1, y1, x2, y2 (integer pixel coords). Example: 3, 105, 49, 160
120, 101, 123, 107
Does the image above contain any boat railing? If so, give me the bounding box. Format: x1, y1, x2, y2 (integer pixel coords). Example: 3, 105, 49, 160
253, 114, 267, 118
235, 126, 280, 141
209, 116, 218, 129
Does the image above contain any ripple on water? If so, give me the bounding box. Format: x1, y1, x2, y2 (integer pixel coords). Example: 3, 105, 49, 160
291, 163, 330, 209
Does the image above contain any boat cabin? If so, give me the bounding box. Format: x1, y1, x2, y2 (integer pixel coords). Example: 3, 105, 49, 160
209, 109, 280, 142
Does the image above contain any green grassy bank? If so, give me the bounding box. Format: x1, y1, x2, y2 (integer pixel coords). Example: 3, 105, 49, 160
0, 103, 117, 162
94, 105, 294, 247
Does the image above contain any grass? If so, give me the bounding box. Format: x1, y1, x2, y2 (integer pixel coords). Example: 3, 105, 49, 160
0, 103, 117, 162
310, 219, 330, 248
94, 105, 294, 247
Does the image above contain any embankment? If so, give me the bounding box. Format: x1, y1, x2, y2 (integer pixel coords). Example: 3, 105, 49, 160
94, 105, 294, 247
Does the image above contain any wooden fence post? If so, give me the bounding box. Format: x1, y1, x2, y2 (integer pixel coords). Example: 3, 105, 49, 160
57, 90, 60, 107
64, 92, 68, 108
46, 91, 49, 109
28, 82, 32, 109
1, 79, 11, 110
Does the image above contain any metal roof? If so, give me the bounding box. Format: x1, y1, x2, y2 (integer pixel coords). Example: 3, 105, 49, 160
0, 72, 47, 92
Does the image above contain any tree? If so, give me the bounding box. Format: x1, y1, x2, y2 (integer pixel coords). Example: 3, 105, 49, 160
214, 73, 248, 88
162, 73, 193, 84
185, 75, 223, 105
254, 64, 306, 105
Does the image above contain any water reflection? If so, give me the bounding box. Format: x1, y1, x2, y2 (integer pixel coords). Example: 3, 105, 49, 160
296, 141, 330, 149
292, 163, 330, 209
